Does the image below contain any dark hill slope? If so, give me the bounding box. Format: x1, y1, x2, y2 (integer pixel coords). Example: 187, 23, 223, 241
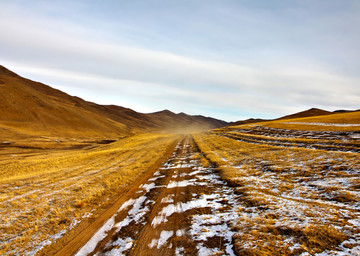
277, 108, 332, 120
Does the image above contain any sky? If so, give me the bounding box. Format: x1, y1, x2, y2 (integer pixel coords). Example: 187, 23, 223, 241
0, 0, 359, 121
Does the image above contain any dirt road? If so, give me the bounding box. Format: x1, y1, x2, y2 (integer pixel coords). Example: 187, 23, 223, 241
61, 135, 238, 255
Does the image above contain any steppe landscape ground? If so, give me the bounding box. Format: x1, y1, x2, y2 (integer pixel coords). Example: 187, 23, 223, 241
1, 61, 360, 256
1, 110, 360, 255
2, 0, 360, 254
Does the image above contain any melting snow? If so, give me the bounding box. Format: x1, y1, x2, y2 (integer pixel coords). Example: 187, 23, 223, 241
157, 230, 174, 249
175, 246, 185, 255
148, 231, 174, 249
176, 229, 186, 237
104, 237, 133, 256
152, 195, 223, 227
75, 216, 115, 256
161, 194, 174, 204
148, 175, 166, 182
140, 183, 157, 193
167, 179, 196, 188
115, 196, 149, 231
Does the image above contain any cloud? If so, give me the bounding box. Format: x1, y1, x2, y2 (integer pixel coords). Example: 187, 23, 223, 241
1, 1, 359, 121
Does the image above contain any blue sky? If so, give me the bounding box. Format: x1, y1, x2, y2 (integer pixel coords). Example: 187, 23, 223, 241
1, 0, 359, 121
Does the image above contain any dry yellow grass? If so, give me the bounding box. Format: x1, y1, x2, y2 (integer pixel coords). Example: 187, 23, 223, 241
247, 111, 360, 132
0, 133, 179, 255
193, 130, 360, 255
225, 111, 360, 133
285, 110, 360, 124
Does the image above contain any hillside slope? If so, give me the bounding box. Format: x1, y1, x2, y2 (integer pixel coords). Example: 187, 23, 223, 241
0, 66, 130, 138
231, 118, 270, 126
147, 110, 227, 132
232, 108, 334, 126
0, 65, 227, 138
277, 108, 332, 120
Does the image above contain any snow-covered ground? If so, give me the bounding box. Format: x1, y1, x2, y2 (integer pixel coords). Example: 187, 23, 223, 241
74, 138, 241, 255
197, 130, 360, 255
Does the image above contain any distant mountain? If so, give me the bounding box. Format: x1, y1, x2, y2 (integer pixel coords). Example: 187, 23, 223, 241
231, 118, 270, 126
0, 65, 227, 138
333, 109, 359, 113
277, 108, 332, 120
148, 110, 227, 131
231, 108, 336, 126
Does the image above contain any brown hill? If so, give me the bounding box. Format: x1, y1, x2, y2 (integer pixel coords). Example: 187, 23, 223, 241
147, 110, 227, 132
0, 66, 130, 138
231, 108, 334, 126
231, 118, 270, 126
277, 108, 332, 120
0, 65, 227, 139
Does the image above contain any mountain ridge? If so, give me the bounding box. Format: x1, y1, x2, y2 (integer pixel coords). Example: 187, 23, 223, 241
232, 108, 359, 126
277, 108, 332, 120
0, 65, 228, 138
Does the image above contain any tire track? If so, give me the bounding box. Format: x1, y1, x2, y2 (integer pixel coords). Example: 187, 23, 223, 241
74, 136, 240, 256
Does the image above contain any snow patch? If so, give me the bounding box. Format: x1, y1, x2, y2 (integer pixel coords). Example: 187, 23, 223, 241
148, 231, 174, 249
176, 229, 186, 237
115, 196, 149, 231
148, 175, 165, 182
152, 194, 223, 227
167, 179, 195, 188
105, 237, 133, 256
175, 246, 185, 256
75, 216, 115, 256
140, 183, 157, 193
157, 230, 174, 249
161, 194, 174, 204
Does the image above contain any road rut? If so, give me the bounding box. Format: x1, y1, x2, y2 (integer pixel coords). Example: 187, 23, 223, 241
74, 136, 239, 256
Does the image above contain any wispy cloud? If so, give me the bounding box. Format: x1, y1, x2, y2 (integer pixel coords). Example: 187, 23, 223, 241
1, 1, 359, 121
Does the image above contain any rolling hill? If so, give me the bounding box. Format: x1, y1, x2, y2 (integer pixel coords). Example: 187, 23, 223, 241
0, 65, 227, 139
277, 107, 332, 120
232, 107, 358, 126
231, 118, 270, 126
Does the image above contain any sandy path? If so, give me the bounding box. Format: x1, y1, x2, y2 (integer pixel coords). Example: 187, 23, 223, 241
54, 135, 239, 255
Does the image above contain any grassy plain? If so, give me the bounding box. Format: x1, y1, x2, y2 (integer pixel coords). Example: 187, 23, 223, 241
0, 133, 179, 255
193, 112, 360, 255
2, 109, 359, 255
